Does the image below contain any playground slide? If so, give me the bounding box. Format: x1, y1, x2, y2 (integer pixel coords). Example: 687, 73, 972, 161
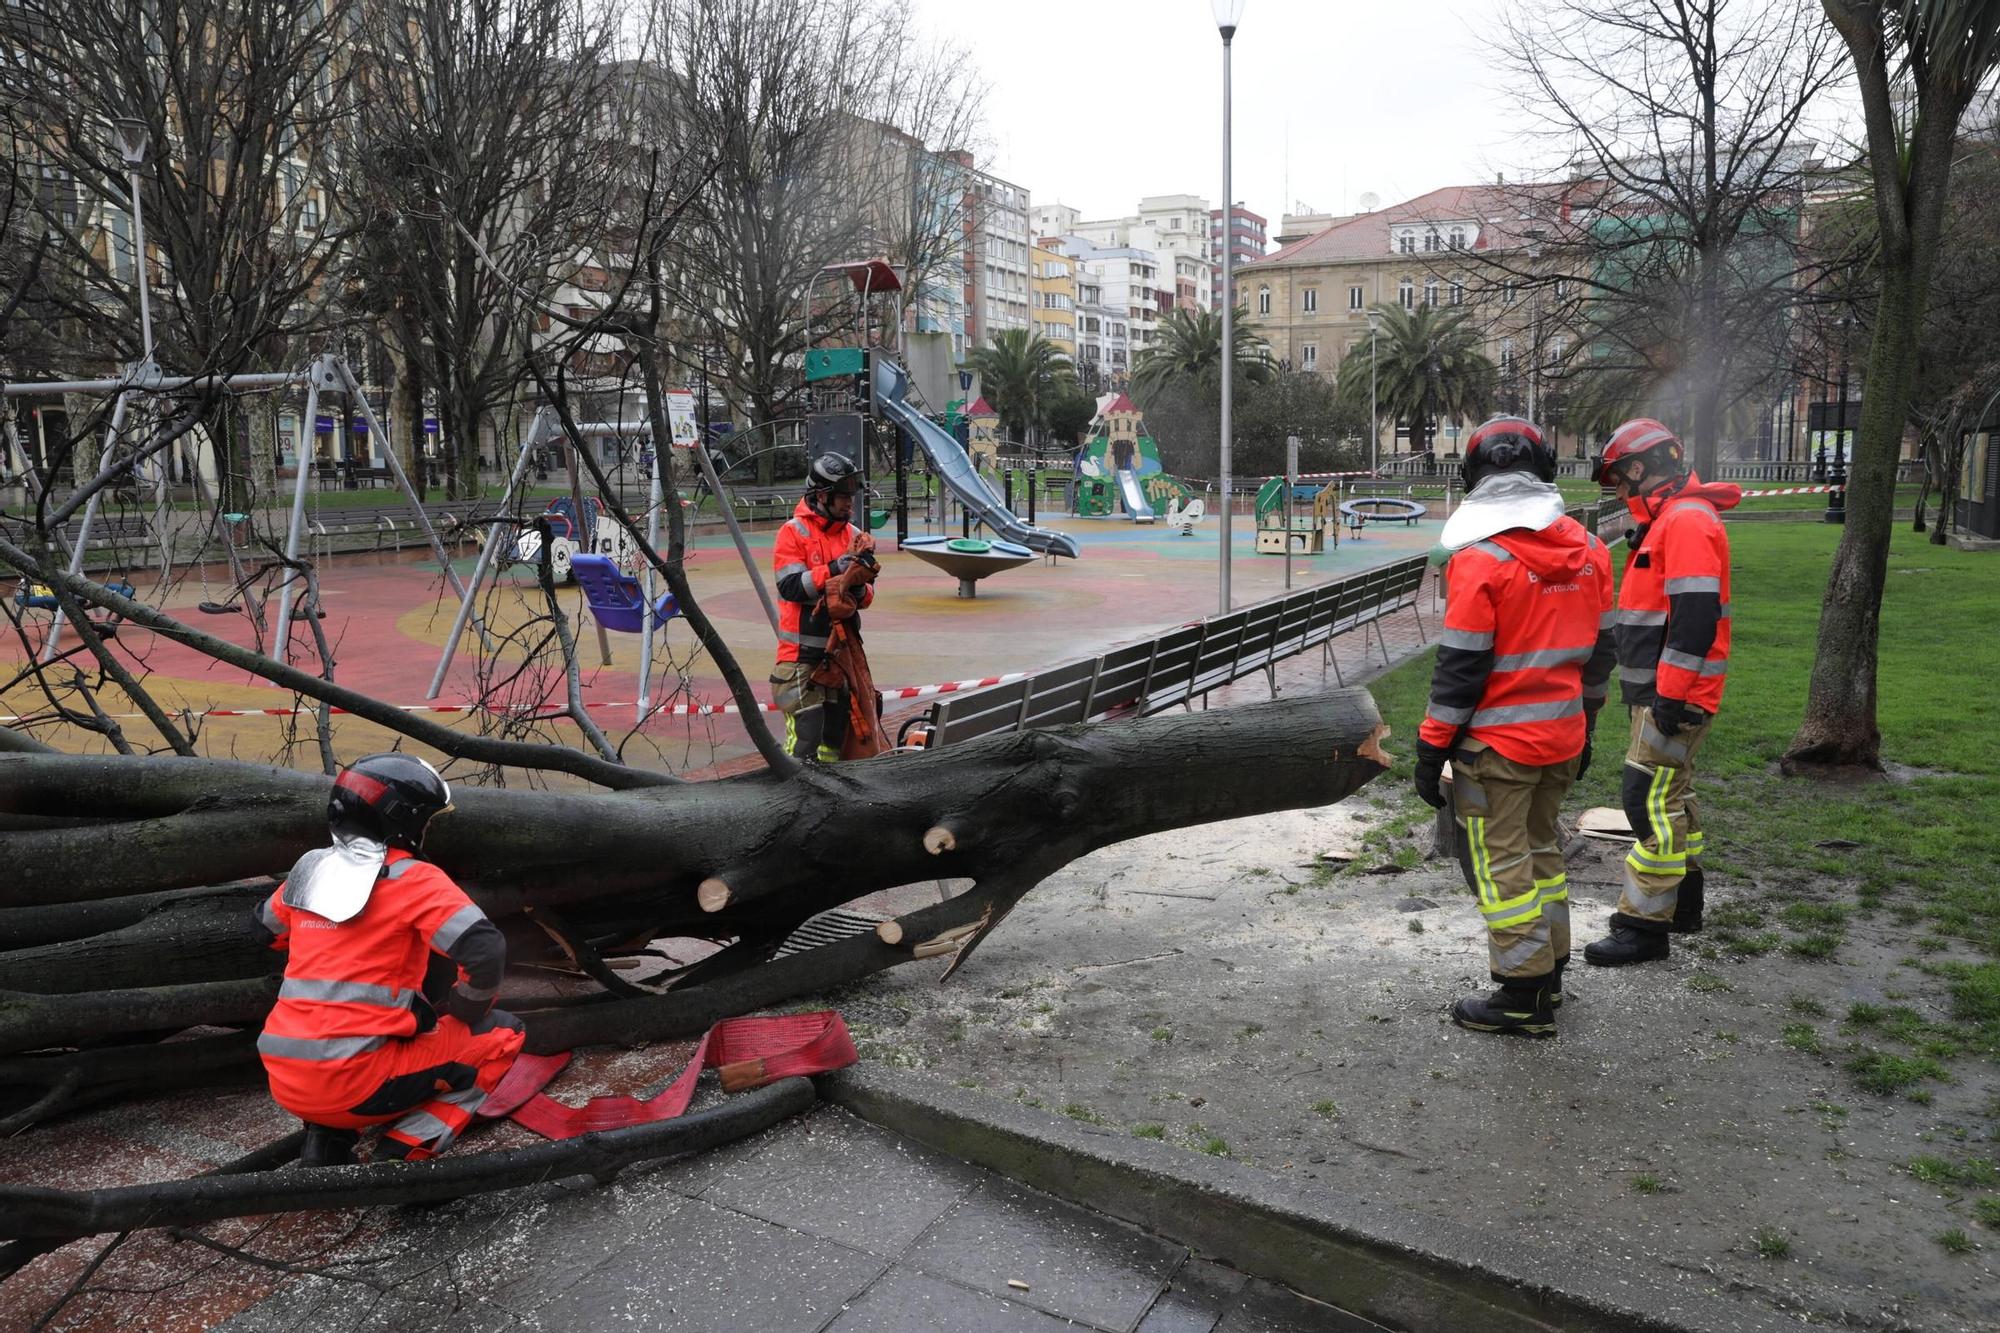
872, 356, 1082, 559
1116, 468, 1156, 522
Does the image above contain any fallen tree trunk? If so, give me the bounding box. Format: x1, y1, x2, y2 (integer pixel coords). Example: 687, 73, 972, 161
0, 690, 1388, 1120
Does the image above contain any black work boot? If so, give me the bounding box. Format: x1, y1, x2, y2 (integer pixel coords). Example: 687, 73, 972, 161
299, 1124, 359, 1167
1550, 956, 1569, 1008
1583, 921, 1670, 966
1670, 865, 1705, 934
1451, 980, 1556, 1038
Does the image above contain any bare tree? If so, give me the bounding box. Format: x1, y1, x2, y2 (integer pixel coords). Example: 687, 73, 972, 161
1785, 1, 2000, 774
0, 0, 354, 504
339, 0, 625, 499
1480, 0, 1842, 472
652, 0, 984, 454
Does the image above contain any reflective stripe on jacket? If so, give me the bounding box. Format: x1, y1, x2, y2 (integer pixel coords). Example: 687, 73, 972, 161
256, 849, 506, 1069
773, 498, 873, 664
1420, 515, 1617, 766
1614, 475, 1738, 712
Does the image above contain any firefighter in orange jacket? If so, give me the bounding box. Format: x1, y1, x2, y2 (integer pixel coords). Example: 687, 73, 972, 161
253, 753, 522, 1165
772, 454, 877, 761
1416, 417, 1616, 1037
1583, 420, 1740, 966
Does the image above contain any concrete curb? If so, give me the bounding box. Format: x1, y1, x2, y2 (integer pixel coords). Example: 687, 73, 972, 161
820, 1065, 1794, 1333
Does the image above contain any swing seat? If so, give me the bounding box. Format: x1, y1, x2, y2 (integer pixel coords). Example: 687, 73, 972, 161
16, 580, 135, 611
570, 555, 678, 634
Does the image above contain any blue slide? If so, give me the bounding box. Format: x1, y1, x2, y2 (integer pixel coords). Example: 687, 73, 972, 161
873, 356, 1081, 559
1116, 468, 1156, 522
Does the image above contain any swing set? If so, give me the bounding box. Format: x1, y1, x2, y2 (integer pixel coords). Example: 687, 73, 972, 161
2, 352, 489, 665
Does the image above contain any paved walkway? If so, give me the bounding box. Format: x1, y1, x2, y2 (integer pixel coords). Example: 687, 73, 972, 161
216, 1107, 1382, 1333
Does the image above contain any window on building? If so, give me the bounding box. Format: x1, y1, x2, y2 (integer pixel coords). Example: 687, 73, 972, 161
1423, 230, 1440, 252
1302, 288, 1317, 314
1257, 286, 1270, 314
106, 205, 136, 284
1424, 279, 1438, 307
1450, 281, 1464, 306
1503, 281, 1517, 305
1398, 233, 1415, 255
1554, 279, 1570, 301
1398, 277, 1414, 309
1499, 338, 1515, 372
1549, 335, 1567, 365
1302, 343, 1318, 369
1450, 227, 1466, 249
1349, 285, 1364, 311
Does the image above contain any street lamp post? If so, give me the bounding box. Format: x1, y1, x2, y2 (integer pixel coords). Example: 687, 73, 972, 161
1366, 307, 1381, 474
1214, 0, 1245, 615
112, 118, 154, 362
1826, 316, 1850, 523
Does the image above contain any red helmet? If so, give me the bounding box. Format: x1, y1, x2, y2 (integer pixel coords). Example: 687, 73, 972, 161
1594, 418, 1685, 486
1462, 415, 1556, 491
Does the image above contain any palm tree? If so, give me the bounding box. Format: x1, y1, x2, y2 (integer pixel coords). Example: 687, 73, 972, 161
965, 329, 1077, 443
1130, 306, 1276, 400
1336, 303, 1495, 456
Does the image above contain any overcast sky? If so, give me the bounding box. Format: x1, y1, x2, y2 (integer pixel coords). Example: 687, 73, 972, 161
907, 0, 1529, 232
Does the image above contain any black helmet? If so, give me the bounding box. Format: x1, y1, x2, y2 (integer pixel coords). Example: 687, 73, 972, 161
329, 752, 452, 851
806, 453, 861, 517
1463, 415, 1556, 492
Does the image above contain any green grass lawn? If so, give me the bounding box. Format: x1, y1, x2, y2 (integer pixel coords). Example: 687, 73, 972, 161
1368, 521, 2000, 1060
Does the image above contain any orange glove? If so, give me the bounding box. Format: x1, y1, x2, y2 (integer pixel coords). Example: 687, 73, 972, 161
847, 530, 875, 558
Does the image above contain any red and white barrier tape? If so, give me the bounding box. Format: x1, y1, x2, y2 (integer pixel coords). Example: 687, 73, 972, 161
0, 672, 1033, 724
1736, 484, 1844, 497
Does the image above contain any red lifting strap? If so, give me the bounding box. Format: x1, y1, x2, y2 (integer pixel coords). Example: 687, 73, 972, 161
479, 1010, 857, 1141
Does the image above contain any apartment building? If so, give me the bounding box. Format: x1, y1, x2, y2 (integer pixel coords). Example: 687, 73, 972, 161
1049, 236, 1156, 387
1209, 203, 1269, 309
965, 166, 1032, 347
1030, 242, 1078, 358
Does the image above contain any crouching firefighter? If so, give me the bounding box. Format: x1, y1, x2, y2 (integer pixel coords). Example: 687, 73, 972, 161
253, 753, 523, 1165
1583, 420, 1739, 966
771, 454, 880, 761
1415, 416, 1616, 1037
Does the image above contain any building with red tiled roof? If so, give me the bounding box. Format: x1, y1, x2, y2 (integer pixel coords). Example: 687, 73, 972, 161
1240, 182, 1584, 460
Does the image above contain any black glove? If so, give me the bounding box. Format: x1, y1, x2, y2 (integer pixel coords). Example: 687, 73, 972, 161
1414, 739, 1451, 809
828, 555, 853, 577
1651, 696, 1692, 737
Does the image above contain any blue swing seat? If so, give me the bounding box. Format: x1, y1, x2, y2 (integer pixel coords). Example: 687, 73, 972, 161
570, 554, 678, 634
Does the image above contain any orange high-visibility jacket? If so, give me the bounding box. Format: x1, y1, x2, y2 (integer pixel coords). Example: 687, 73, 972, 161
1420, 516, 1617, 766
254, 849, 506, 1109
1613, 475, 1739, 713
773, 499, 874, 665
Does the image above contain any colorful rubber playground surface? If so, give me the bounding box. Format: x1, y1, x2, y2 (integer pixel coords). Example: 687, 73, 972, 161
4, 510, 1444, 773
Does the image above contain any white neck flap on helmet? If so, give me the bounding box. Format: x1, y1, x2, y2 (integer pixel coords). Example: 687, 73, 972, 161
281, 832, 390, 923
1439, 470, 1567, 552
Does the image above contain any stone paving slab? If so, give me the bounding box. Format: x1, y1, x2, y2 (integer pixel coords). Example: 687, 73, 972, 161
205, 1105, 1377, 1333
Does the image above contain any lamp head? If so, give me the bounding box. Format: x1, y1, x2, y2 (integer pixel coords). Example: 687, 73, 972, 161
112, 117, 150, 169
1212, 0, 1247, 38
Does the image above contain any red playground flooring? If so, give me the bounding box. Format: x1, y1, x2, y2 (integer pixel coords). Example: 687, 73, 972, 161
4, 512, 1442, 775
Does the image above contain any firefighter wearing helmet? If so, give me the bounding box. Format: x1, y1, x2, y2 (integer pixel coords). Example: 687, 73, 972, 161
770, 453, 879, 761
252, 753, 523, 1165
1416, 416, 1616, 1037
1581, 420, 1740, 966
